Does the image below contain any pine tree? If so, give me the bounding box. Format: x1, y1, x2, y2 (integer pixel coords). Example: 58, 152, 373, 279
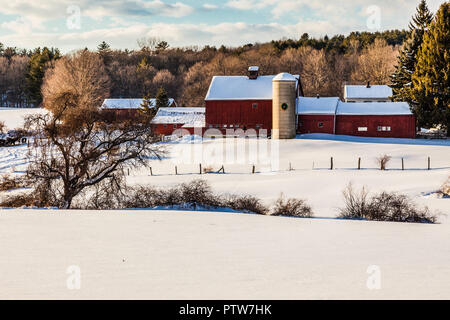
409, 0, 434, 32
26, 47, 60, 106
138, 92, 156, 119
155, 87, 169, 109
97, 41, 111, 64
411, 2, 450, 134
391, 0, 433, 102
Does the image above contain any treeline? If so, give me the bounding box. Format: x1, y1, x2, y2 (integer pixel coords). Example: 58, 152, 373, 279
0, 29, 405, 109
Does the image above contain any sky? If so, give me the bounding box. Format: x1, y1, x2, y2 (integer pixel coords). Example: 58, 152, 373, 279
0, 0, 444, 53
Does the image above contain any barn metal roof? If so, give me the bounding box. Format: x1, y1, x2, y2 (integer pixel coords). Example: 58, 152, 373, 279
296, 97, 340, 114
344, 85, 393, 100
205, 75, 299, 101
336, 101, 412, 115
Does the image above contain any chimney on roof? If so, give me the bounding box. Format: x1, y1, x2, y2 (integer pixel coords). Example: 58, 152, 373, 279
316, 94, 320, 99
366, 81, 371, 88
248, 66, 259, 80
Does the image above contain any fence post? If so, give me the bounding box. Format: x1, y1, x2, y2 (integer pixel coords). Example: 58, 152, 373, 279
175, 166, 178, 175
428, 157, 431, 170
150, 167, 153, 176
330, 157, 334, 170
402, 158, 404, 171
252, 165, 255, 174
358, 157, 361, 170
199, 164, 202, 174
289, 162, 292, 171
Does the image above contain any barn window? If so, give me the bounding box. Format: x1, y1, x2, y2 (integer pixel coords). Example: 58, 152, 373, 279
358, 127, 368, 132
252, 103, 258, 109
215, 124, 219, 128
223, 124, 227, 128
377, 126, 392, 132
163, 124, 167, 128
299, 121, 303, 127
256, 124, 261, 129
235, 124, 240, 128
230, 124, 234, 128
318, 122, 324, 128
209, 125, 213, 128
173, 124, 177, 129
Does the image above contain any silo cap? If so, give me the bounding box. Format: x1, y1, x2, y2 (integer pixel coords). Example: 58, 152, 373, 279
273, 73, 297, 82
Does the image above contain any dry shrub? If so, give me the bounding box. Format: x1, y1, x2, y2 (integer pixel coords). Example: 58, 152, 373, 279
440, 177, 450, 197
0, 121, 6, 134
0, 174, 22, 191
339, 183, 369, 219
272, 194, 313, 217
376, 154, 391, 170
339, 183, 438, 223
224, 194, 269, 215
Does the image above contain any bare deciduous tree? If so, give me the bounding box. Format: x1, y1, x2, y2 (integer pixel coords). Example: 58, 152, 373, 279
42, 50, 110, 126
351, 39, 398, 85
25, 111, 164, 209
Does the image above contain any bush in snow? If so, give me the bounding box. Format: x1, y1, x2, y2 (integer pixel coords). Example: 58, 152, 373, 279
223, 194, 269, 215
272, 194, 314, 218
339, 183, 438, 223
0, 121, 5, 134
376, 154, 391, 170
339, 183, 369, 219
0, 174, 26, 192
440, 177, 450, 197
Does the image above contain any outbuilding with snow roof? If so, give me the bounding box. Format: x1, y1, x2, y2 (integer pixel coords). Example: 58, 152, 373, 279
344, 83, 393, 102
151, 107, 205, 136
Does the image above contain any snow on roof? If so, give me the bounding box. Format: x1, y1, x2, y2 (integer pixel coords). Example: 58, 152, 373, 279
273, 73, 297, 82
101, 98, 176, 109
205, 75, 299, 101
296, 97, 340, 114
344, 85, 393, 99
152, 107, 205, 127
336, 101, 412, 115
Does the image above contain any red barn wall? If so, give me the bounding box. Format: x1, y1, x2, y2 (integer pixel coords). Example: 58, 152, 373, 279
297, 115, 335, 134
335, 115, 416, 138
205, 100, 272, 133
152, 123, 184, 136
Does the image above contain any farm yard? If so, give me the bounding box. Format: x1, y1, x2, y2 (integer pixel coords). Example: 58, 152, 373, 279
1, 119, 449, 299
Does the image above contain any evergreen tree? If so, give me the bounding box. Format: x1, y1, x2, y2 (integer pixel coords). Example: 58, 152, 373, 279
138, 91, 156, 119
391, 0, 434, 102
155, 87, 169, 109
411, 2, 450, 133
97, 41, 112, 64
26, 47, 60, 106
409, 0, 434, 32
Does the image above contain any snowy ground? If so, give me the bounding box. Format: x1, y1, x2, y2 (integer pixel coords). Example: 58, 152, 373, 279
0, 108, 47, 130
0, 209, 449, 299
0, 109, 449, 299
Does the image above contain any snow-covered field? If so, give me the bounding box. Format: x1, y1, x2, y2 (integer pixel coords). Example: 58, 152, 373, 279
0, 108, 449, 299
0, 108, 47, 130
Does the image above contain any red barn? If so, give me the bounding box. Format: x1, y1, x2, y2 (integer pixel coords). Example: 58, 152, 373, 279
296, 97, 416, 138
335, 102, 415, 138
205, 67, 303, 134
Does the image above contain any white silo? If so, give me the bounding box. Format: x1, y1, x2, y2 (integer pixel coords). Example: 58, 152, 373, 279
272, 73, 297, 139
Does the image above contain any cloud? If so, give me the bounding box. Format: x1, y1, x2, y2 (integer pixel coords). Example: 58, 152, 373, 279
202, 4, 219, 11
0, 0, 194, 27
